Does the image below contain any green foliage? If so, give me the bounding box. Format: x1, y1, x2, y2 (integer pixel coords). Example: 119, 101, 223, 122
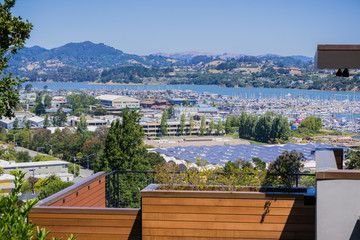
16, 150, 31, 162
208, 118, 215, 135
52, 105, 67, 127
43, 94, 52, 109
199, 115, 206, 135
225, 117, 233, 134
0, 152, 16, 161
160, 110, 168, 136
43, 114, 50, 128
0, 167, 4, 174
239, 111, 289, 143
300, 171, 315, 187
299, 116, 322, 132
0, 0, 32, 119
68, 163, 80, 177
66, 93, 96, 116
345, 150, 360, 169
35, 102, 46, 116
32, 154, 56, 162
265, 150, 304, 187
76, 114, 88, 135
179, 113, 186, 135
188, 114, 194, 135
167, 105, 174, 119
13, 117, 19, 129
0, 170, 76, 239
216, 121, 224, 135
252, 157, 266, 170
93, 105, 107, 116
100, 108, 149, 172
38, 179, 74, 200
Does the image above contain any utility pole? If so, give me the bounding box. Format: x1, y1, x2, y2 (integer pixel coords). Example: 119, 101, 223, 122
83, 153, 95, 170
29, 168, 35, 194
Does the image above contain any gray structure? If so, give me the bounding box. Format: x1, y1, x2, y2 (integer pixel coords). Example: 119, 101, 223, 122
316, 148, 360, 240
0, 160, 73, 182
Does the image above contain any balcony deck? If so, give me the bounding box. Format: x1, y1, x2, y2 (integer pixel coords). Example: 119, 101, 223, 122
29, 171, 316, 239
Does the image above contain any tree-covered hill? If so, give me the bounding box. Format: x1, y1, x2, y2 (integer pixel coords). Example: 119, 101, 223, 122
6, 41, 183, 75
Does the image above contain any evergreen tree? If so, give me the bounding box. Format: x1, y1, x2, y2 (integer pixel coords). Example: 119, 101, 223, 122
43, 114, 50, 128
179, 113, 186, 135
44, 94, 52, 109
167, 105, 174, 119
77, 114, 88, 135
209, 118, 215, 135
0, 0, 32, 119
270, 114, 290, 142
25, 120, 30, 129
244, 114, 258, 139
101, 108, 149, 172
35, 102, 45, 116
188, 114, 194, 135
13, 117, 19, 129
160, 110, 168, 136
225, 116, 232, 135
199, 115, 206, 135
238, 111, 247, 139
254, 114, 272, 143
216, 121, 224, 135
52, 106, 67, 127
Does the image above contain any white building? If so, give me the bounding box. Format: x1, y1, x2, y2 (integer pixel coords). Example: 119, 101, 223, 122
96, 95, 140, 109
0, 160, 73, 182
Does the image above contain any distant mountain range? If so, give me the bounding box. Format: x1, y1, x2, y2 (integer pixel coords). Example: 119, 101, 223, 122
156, 51, 313, 62
8, 41, 312, 74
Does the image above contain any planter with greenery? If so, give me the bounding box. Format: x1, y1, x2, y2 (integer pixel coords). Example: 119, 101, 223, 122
140, 154, 316, 239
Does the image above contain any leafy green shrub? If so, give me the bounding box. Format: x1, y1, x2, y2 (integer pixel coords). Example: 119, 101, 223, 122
0, 170, 76, 239
38, 180, 74, 200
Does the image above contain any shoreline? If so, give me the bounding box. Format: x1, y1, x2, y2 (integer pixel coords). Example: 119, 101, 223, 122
24, 81, 360, 93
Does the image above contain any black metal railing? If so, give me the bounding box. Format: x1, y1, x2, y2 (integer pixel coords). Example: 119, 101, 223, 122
105, 170, 316, 208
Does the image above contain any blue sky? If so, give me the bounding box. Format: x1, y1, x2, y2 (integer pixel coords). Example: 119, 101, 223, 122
13, 0, 360, 57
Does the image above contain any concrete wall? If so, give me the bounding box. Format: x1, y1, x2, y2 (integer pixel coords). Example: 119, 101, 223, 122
317, 178, 360, 240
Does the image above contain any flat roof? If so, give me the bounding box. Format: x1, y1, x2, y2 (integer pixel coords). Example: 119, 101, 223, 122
0, 160, 69, 168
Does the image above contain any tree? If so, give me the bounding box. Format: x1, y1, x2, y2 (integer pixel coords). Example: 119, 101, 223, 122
345, 150, 360, 169
25, 120, 30, 129
265, 150, 304, 187
13, 117, 19, 129
43, 94, 52, 108
0, 0, 32, 119
254, 114, 272, 143
179, 113, 185, 135
77, 114, 88, 135
199, 115, 206, 135
93, 105, 107, 116
167, 105, 174, 119
35, 102, 45, 116
270, 114, 290, 142
188, 114, 194, 135
52, 105, 67, 127
0, 170, 75, 239
216, 121, 223, 135
209, 118, 215, 135
160, 110, 168, 136
24, 84, 32, 92
225, 116, 233, 135
299, 116, 322, 132
16, 151, 31, 162
43, 114, 50, 128
38, 179, 74, 200
68, 163, 80, 177
252, 157, 266, 170
238, 111, 247, 138
100, 108, 149, 172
